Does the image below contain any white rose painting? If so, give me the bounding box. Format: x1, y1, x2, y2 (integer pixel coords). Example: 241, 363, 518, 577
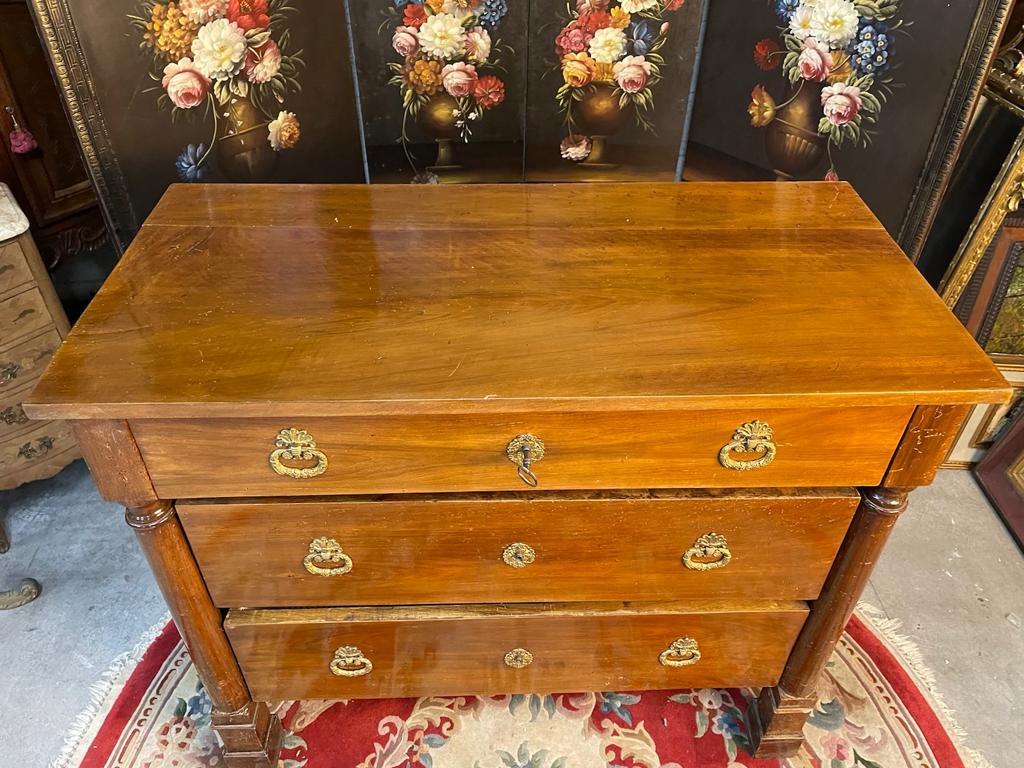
747, 0, 905, 180
129, 0, 305, 182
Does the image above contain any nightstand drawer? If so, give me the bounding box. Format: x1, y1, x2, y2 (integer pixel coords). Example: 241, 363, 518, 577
181, 490, 858, 607
224, 600, 809, 701
0, 419, 75, 482
0, 288, 51, 346
0, 329, 61, 396
132, 406, 911, 498
0, 240, 33, 294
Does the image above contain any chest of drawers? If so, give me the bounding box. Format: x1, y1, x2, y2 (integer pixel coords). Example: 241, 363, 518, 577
26, 183, 1009, 767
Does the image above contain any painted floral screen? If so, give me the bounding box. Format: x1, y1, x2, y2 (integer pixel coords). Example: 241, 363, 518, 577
685, 0, 1004, 244
50, 0, 708, 236
348, 0, 708, 182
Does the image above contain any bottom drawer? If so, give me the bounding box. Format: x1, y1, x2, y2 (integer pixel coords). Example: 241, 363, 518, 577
225, 600, 808, 700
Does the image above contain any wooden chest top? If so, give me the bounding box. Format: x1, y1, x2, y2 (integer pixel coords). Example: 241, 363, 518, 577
26, 182, 1008, 420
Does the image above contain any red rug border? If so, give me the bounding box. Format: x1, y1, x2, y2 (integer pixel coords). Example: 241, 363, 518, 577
75, 615, 970, 768
79, 621, 181, 768
844, 614, 965, 768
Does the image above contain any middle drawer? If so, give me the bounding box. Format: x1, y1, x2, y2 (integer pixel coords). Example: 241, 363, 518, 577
179, 490, 858, 607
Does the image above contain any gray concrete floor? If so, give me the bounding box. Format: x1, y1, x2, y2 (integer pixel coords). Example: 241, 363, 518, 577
0, 463, 1021, 767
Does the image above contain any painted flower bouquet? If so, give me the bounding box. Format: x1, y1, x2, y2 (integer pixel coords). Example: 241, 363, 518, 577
383, 0, 512, 171
129, 0, 305, 182
552, 0, 686, 165
747, 0, 905, 179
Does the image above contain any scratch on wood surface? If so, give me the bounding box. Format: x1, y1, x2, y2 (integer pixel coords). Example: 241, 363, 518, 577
448, 357, 464, 377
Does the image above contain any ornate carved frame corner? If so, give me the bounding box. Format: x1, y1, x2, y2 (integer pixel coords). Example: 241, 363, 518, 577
940, 7, 1024, 306
27, 0, 137, 254
940, 126, 1024, 307
899, 0, 1012, 264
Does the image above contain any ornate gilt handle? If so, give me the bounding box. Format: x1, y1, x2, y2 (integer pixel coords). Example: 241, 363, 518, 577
718, 420, 776, 471
330, 645, 373, 677
269, 428, 328, 479
303, 537, 353, 576
658, 636, 701, 667
504, 648, 534, 668
506, 434, 545, 487
682, 533, 731, 571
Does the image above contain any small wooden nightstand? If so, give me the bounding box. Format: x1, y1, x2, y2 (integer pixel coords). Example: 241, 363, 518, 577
0, 182, 79, 610
26, 183, 1010, 765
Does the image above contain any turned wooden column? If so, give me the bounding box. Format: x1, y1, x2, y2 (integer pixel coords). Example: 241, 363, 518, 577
751, 486, 907, 756
74, 421, 283, 768
750, 404, 971, 758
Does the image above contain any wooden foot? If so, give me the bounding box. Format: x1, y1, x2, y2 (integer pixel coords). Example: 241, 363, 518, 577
127, 501, 282, 767
0, 519, 42, 610
0, 577, 41, 610
749, 486, 909, 757
213, 701, 283, 768
749, 686, 817, 757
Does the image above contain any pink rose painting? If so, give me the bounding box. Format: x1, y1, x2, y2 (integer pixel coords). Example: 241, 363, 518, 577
441, 62, 479, 98
551, 0, 691, 165
382, 0, 512, 176
821, 82, 862, 125
796, 37, 832, 82
746, 0, 904, 180
129, 0, 305, 183
613, 55, 651, 93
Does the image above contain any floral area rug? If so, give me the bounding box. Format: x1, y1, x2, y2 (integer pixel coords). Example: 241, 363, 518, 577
54, 606, 989, 768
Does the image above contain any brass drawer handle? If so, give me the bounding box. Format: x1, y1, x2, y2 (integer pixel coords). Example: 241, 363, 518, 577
269, 428, 328, 479
1, 404, 28, 425
18, 436, 54, 460
330, 645, 372, 677
718, 420, 776, 471
659, 637, 701, 667
303, 537, 353, 576
501, 542, 536, 568
682, 533, 731, 571
506, 433, 545, 487
504, 648, 534, 668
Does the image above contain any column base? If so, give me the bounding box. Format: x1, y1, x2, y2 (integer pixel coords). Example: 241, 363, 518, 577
213, 701, 283, 768
748, 685, 817, 759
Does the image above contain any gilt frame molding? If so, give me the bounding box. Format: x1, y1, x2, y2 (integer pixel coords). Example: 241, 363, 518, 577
27, 0, 136, 253
898, 0, 1011, 263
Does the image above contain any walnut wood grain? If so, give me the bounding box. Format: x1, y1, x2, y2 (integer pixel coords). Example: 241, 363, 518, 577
25, 183, 1009, 422
71, 420, 157, 507
132, 407, 911, 497
224, 600, 809, 701
180, 492, 857, 607
883, 404, 973, 487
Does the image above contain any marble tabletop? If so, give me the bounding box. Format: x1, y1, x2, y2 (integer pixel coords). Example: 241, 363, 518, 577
0, 183, 30, 241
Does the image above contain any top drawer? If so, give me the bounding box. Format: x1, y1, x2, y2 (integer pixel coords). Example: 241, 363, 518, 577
131, 406, 911, 498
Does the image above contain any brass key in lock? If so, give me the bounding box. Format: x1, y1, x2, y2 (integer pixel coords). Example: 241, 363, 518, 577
505, 434, 545, 487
